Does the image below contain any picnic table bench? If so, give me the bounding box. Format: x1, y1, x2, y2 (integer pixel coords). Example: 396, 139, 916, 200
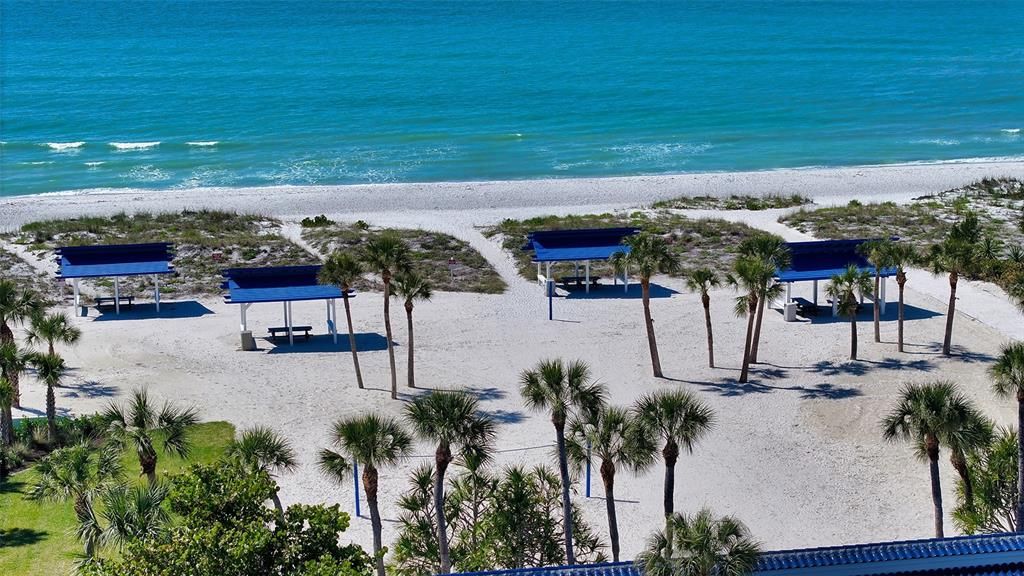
95, 295, 134, 309
791, 297, 818, 316
268, 325, 312, 341
558, 275, 602, 287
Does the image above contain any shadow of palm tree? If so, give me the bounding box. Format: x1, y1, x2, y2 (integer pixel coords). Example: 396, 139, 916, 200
464, 386, 506, 401
0, 527, 48, 548
810, 360, 872, 377
481, 409, 526, 424
699, 378, 861, 400
62, 380, 118, 399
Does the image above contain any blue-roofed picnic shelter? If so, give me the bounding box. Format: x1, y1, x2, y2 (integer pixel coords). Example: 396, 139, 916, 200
56, 243, 175, 314
451, 532, 1024, 576
524, 228, 639, 294
222, 265, 351, 346
775, 238, 897, 317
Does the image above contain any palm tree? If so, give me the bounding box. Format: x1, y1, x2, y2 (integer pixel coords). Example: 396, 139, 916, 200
0, 333, 34, 412
30, 442, 124, 558
30, 352, 67, 444
882, 242, 919, 352
319, 251, 366, 389
26, 311, 81, 358
826, 265, 874, 361
566, 405, 655, 561
637, 508, 761, 576
405, 390, 496, 574
929, 212, 982, 356
102, 388, 199, 484
881, 380, 985, 537
947, 411, 994, 512
391, 271, 432, 389
319, 413, 412, 576
520, 358, 607, 565
0, 377, 12, 449
859, 240, 893, 343
728, 256, 774, 383
991, 341, 1024, 531
610, 233, 680, 378
99, 481, 170, 550
226, 426, 297, 517
0, 279, 41, 344
738, 235, 791, 363
363, 234, 411, 399
685, 268, 720, 368
635, 389, 715, 524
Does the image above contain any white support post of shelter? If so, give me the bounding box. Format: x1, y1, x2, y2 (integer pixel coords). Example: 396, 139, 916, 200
585, 261, 591, 293
240, 303, 250, 333
537, 262, 542, 284
545, 262, 552, 290
154, 275, 161, 313
624, 263, 629, 293
330, 299, 338, 344
73, 278, 80, 309
114, 277, 120, 315
786, 282, 792, 302
287, 301, 294, 345
880, 277, 887, 315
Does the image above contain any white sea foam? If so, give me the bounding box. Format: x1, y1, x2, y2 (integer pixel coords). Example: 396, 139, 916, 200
84, 161, 106, 168
123, 165, 171, 182
110, 141, 160, 151
186, 141, 219, 147
1002, 128, 1021, 135
21, 161, 54, 165
910, 138, 960, 146
45, 142, 85, 151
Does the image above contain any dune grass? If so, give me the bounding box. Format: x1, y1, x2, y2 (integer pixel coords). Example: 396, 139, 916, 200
302, 221, 506, 294
11, 211, 317, 297
0, 246, 56, 304
652, 193, 811, 211
483, 210, 768, 281
0, 421, 235, 576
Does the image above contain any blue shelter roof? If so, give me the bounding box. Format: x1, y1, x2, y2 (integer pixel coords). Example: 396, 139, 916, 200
451, 533, 1024, 576
524, 228, 639, 262
222, 265, 351, 304
56, 243, 175, 279
776, 238, 897, 283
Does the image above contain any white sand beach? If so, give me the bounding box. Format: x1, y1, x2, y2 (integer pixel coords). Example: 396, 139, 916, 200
6, 161, 1024, 559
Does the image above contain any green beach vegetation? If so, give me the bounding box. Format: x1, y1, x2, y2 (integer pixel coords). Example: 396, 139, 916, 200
11, 210, 317, 297
302, 220, 506, 295
652, 193, 811, 211
484, 210, 769, 282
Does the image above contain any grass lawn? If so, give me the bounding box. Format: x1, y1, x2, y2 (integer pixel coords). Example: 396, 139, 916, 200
483, 210, 769, 281
9, 210, 318, 297
301, 221, 506, 294
0, 421, 235, 576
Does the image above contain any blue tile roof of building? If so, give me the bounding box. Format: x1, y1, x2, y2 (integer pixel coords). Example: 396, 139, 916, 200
453, 533, 1024, 576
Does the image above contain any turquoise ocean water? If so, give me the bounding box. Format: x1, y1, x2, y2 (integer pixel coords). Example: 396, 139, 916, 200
1, 0, 1022, 197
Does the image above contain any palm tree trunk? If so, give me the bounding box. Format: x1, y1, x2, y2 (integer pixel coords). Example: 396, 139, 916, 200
365, 464, 386, 576
601, 459, 619, 561
406, 302, 415, 388
270, 491, 285, 519
46, 383, 56, 444
942, 272, 957, 356
141, 450, 158, 485
897, 276, 907, 353
850, 311, 858, 361
1, 405, 12, 446
342, 294, 364, 389
928, 440, 944, 538
383, 279, 398, 400
554, 419, 576, 565
435, 446, 453, 574
1017, 393, 1024, 532
739, 295, 757, 384
702, 294, 715, 368
641, 279, 662, 378
750, 292, 766, 363
950, 448, 974, 510
662, 441, 678, 519
874, 273, 881, 342
10, 372, 20, 410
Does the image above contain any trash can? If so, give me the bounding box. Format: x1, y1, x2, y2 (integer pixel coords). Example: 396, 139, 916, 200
240, 330, 257, 351
784, 302, 798, 322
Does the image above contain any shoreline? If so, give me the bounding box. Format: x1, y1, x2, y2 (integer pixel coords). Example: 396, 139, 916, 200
3, 159, 1024, 231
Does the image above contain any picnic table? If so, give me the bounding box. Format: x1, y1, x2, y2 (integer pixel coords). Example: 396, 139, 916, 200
268, 325, 312, 342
